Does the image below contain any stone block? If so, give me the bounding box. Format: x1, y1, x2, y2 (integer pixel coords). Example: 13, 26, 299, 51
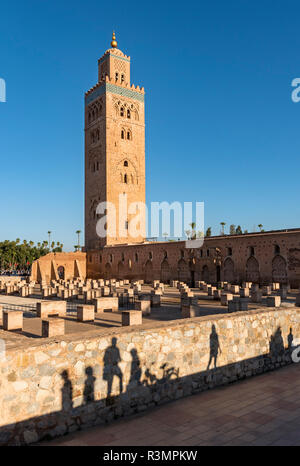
42, 318, 65, 338
3, 311, 23, 331
77, 305, 95, 322
93, 297, 119, 313
228, 301, 239, 313
36, 301, 67, 319
213, 289, 221, 300
267, 296, 281, 308
122, 310, 142, 326
221, 293, 233, 306
135, 300, 151, 315
151, 294, 161, 308
231, 285, 240, 294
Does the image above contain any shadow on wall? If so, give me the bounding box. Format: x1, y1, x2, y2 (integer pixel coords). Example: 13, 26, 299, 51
0, 326, 296, 445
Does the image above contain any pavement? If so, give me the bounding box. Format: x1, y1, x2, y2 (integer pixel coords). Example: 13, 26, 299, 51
39, 363, 300, 446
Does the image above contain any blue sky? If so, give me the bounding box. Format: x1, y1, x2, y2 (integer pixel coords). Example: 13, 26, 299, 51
1, 0, 300, 250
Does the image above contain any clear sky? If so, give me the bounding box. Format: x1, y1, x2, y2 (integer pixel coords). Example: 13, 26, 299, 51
1, 0, 300, 250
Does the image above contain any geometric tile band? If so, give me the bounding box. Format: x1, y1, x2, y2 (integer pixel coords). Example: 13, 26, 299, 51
85, 83, 144, 106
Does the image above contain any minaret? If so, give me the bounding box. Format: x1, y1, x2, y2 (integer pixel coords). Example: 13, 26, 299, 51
84, 32, 146, 249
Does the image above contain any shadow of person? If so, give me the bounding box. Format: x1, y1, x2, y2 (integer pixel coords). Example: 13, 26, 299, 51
83, 366, 96, 404
129, 348, 142, 387
288, 327, 294, 351
269, 326, 285, 358
207, 324, 222, 370
103, 337, 123, 398
61, 370, 73, 411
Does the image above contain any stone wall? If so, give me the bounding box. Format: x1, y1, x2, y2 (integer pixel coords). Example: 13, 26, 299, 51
87, 229, 300, 287
1, 307, 300, 445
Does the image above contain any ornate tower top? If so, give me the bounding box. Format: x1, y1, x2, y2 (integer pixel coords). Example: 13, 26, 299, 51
111, 31, 118, 48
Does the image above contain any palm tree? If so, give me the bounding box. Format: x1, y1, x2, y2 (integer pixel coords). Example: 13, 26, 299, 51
189, 222, 196, 239
47, 231, 52, 251
258, 224, 263, 232
220, 222, 226, 235
76, 230, 82, 250
163, 232, 168, 241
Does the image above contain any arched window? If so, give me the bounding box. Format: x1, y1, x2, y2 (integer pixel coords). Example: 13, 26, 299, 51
122, 253, 125, 262
227, 247, 233, 256
92, 110, 95, 120
249, 246, 255, 256
88, 113, 91, 124
127, 109, 131, 119
149, 252, 153, 260
115, 72, 119, 81
274, 244, 280, 254
124, 160, 128, 167
120, 107, 124, 117
135, 253, 138, 262
124, 174, 128, 184
109, 254, 113, 263
121, 74, 125, 83
99, 255, 102, 263
127, 131, 131, 140
121, 130, 125, 139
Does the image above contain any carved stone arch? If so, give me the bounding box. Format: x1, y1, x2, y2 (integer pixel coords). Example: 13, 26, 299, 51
178, 259, 191, 284
272, 255, 287, 284
117, 261, 125, 279
246, 256, 260, 283
89, 199, 98, 220
160, 259, 171, 283
117, 157, 138, 177
104, 262, 112, 279
224, 258, 235, 283
145, 260, 153, 283
202, 265, 209, 282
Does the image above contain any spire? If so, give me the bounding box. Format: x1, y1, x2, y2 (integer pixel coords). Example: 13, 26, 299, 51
111, 31, 118, 48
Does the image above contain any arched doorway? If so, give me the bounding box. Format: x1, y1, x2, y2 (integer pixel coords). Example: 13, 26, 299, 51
202, 265, 209, 283
246, 256, 260, 283
224, 258, 234, 283
160, 259, 171, 283
105, 262, 112, 279
178, 259, 191, 283
117, 261, 125, 279
145, 260, 153, 283
272, 255, 287, 284
57, 266, 65, 280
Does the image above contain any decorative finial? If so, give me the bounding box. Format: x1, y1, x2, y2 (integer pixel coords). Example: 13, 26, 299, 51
111, 31, 118, 48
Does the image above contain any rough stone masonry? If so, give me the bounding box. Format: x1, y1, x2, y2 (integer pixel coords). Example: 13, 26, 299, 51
0, 306, 299, 445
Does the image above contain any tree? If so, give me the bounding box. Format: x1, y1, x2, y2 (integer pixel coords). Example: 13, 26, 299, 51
205, 227, 212, 237
76, 230, 82, 250
236, 225, 243, 235
189, 222, 196, 240
229, 224, 236, 235
47, 231, 52, 251
220, 222, 226, 235
258, 224, 263, 232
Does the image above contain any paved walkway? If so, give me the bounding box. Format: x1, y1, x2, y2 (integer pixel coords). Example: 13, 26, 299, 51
40, 363, 300, 446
